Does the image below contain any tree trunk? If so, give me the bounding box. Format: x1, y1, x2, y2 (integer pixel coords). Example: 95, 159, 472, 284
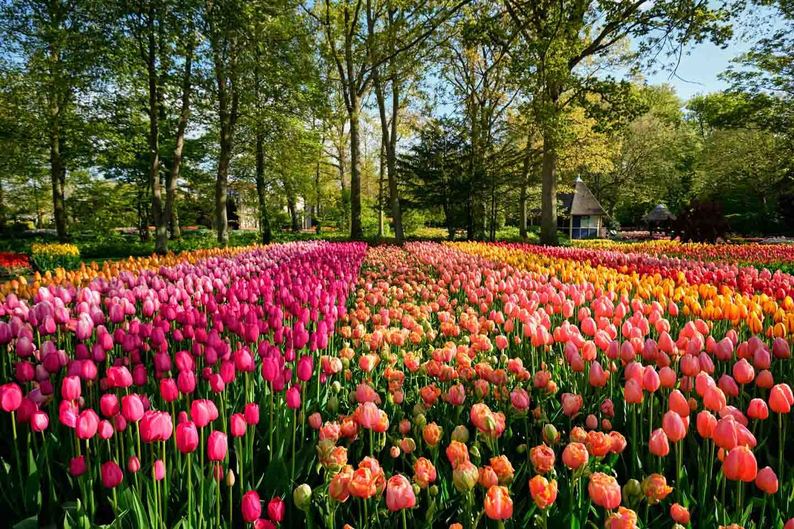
167, 35, 194, 241
146, 4, 167, 255
519, 130, 532, 239
378, 138, 385, 239
49, 125, 68, 242
286, 190, 300, 232
349, 93, 363, 239
255, 131, 271, 244
540, 125, 558, 245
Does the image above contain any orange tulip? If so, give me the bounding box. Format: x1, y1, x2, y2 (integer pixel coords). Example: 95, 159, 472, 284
562, 442, 589, 469
483, 485, 512, 520
588, 472, 621, 510
528, 475, 558, 509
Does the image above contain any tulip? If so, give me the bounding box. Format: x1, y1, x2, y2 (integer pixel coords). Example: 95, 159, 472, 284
153, 459, 165, 481
606, 507, 638, 529
0, 383, 22, 412
30, 411, 49, 432
483, 485, 512, 520
69, 456, 87, 477
61, 375, 81, 401
452, 461, 479, 492
413, 457, 437, 489
649, 428, 670, 457
286, 386, 301, 410
101, 461, 124, 488
769, 383, 793, 414
641, 473, 673, 504
207, 430, 228, 461
530, 444, 555, 474
755, 466, 778, 494
230, 413, 247, 437
121, 394, 144, 423
670, 502, 690, 523
723, 446, 757, 482
76, 409, 100, 440
267, 497, 285, 523
747, 398, 768, 420
386, 474, 416, 511
529, 475, 558, 509
241, 490, 262, 523
588, 472, 621, 510
176, 421, 199, 453
662, 410, 687, 442
293, 484, 312, 512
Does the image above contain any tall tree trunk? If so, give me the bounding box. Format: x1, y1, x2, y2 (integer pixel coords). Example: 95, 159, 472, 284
0, 178, 6, 233
519, 130, 533, 239
386, 80, 403, 242
349, 93, 363, 239
286, 189, 300, 232
49, 123, 68, 241
212, 42, 238, 248
540, 87, 560, 246
167, 35, 194, 241
146, 4, 167, 255
255, 131, 271, 244
540, 125, 558, 245
377, 137, 385, 239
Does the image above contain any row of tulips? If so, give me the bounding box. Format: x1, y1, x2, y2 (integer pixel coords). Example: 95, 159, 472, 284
453, 242, 794, 339
0, 240, 793, 529
572, 239, 794, 267
496, 242, 794, 303
0, 241, 366, 527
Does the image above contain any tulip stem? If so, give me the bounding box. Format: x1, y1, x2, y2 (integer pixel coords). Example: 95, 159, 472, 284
216, 474, 221, 528
10, 412, 23, 506
187, 452, 193, 529
291, 408, 297, 483
402, 508, 408, 529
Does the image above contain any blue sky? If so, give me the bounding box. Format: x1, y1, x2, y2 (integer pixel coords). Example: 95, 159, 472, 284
640, 39, 751, 101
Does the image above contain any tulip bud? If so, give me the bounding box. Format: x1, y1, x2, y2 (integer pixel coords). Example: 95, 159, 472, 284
414, 413, 427, 428
225, 469, 235, 487
622, 478, 642, 505
469, 445, 481, 462
293, 484, 312, 511
429, 485, 439, 496
451, 425, 469, 443
542, 424, 560, 445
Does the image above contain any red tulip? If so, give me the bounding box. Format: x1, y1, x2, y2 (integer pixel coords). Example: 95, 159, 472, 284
241, 490, 262, 523
769, 383, 793, 414
0, 383, 22, 412
755, 466, 778, 494
101, 461, 124, 488
69, 456, 87, 477
723, 446, 757, 482
121, 394, 144, 423
76, 409, 100, 440
230, 413, 247, 437
176, 421, 199, 454
30, 410, 49, 432
61, 375, 81, 401
662, 410, 687, 442
385, 474, 416, 511
207, 430, 228, 461
649, 428, 670, 457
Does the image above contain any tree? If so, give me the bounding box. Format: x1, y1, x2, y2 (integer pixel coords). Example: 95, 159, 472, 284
0, 0, 109, 241
502, 0, 733, 244
205, 0, 245, 246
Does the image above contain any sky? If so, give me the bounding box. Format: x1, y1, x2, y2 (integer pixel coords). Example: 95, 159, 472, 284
638, 38, 753, 101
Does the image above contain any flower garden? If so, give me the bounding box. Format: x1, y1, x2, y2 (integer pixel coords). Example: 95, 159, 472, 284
0, 240, 792, 529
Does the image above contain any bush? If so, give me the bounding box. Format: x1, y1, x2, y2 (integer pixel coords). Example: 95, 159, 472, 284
30, 243, 81, 271
671, 200, 730, 243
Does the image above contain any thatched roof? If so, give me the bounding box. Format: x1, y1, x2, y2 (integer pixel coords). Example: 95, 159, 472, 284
560, 178, 606, 216
643, 204, 676, 222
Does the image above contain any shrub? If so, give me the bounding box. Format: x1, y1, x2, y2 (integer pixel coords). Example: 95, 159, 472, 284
671, 200, 730, 243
